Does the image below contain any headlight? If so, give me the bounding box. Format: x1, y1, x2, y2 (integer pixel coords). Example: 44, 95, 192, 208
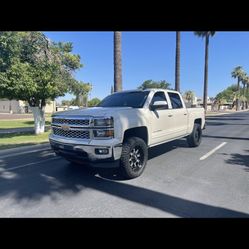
93, 129, 114, 138
94, 117, 113, 127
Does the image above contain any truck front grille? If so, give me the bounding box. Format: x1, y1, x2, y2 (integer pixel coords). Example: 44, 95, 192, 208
52, 118, 90, 126
52, 127, 90, 139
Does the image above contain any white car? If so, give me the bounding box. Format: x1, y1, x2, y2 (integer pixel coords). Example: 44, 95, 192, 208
68, 106, 79, 110
50, 89, 205, 179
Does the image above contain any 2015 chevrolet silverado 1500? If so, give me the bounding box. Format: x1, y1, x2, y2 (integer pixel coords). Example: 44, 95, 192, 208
49, 89, 205, 179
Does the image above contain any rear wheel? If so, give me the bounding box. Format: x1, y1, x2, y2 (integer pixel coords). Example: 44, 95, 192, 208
120, 137, 148, 179
187, 123, 202, 147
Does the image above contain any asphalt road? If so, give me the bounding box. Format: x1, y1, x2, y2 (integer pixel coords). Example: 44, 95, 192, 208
0, 112, 249, 217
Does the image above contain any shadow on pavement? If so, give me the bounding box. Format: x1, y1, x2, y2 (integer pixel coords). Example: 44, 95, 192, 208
225, 150, 249, 172
148, 139, 189, 160
0, 150, 248, 217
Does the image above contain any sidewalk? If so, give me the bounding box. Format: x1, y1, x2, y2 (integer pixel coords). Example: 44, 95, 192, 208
206, 109, 249, 116
0, 126, 51, 134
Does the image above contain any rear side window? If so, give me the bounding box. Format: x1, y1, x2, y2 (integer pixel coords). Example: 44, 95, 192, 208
151, 91, 167, 105
168, 92, 183, 109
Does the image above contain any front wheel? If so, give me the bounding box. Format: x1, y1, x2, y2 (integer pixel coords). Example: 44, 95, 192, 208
187, 123, 202, 147
119, 137, 148, 179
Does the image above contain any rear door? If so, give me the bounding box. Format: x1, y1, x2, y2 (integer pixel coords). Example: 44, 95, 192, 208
167, 92, 188, 137
149, 91, 174, 145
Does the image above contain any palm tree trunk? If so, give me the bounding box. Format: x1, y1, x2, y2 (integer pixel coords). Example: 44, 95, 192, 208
203, 34, 209, 112
246, 84, 248, 109
236, 77, 240, 111
114, 31, 122, 92
242, 83, 246, 110
175, 31, 180, 92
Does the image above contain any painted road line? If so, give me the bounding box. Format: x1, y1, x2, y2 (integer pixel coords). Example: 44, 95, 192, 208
0, 157, 59, 172
200, 142, 227, 161
0, 147, 51, 160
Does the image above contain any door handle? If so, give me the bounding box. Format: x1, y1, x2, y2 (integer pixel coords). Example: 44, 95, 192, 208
168, 114, 173, 117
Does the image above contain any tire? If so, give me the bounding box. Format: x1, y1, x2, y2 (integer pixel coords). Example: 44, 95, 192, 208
187, 123, 202, 147
119, 137, 148, 179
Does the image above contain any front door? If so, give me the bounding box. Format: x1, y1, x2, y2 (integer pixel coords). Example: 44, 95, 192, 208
149, 91, 174, 145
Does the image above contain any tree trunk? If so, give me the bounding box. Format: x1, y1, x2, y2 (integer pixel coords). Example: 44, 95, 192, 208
175, 31, 180, 92
242, 83, 246, 110
114, 31, 122, 92
203, 34, 209, 112
236, 77, 240, 111
30, 106, 45, 134
246, 84, 248, 109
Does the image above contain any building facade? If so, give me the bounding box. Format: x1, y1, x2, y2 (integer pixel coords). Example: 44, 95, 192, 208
0, 99, 56, 114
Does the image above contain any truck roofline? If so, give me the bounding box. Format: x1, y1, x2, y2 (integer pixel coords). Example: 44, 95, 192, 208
111, 89, 180, 94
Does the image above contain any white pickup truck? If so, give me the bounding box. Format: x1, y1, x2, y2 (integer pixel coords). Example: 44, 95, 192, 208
50, 89, 205, 179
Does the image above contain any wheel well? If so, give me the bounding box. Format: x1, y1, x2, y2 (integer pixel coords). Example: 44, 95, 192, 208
194, 118, 202, 126
123, 127, 148, 145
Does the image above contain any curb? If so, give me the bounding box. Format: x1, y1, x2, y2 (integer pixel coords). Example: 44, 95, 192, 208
0, 142, 50, 156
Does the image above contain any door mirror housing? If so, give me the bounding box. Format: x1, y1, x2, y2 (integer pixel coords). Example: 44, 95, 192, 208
150, 100, 168, 110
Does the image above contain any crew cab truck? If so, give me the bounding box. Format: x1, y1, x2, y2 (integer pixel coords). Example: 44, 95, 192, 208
49, 89, 205, 179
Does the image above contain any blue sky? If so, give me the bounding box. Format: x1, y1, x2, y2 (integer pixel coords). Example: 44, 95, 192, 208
44, 32, 249, 102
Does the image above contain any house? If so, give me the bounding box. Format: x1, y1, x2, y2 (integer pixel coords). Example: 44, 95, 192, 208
0, 99, 56, 114
197, 97, 214, 111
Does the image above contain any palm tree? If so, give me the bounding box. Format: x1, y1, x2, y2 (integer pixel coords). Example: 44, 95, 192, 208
114, 31, 122, 92
184, 90, 194, 104
242, 74, 249, 109
241, 73, 247, 109
231, 66, 245, 111
194, 31, 216, 112
175, 31, 180, 92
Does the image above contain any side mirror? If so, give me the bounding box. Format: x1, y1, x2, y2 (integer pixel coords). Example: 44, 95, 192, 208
150, 100, 168, 110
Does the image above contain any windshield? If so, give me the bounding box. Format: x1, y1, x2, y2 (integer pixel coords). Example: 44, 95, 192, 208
98, 91, 150, 108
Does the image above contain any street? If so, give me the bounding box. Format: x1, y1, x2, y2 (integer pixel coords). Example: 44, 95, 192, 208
0, 111, 249, 217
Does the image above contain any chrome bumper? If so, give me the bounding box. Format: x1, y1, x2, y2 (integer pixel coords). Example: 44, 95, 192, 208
49, 134, 122, 163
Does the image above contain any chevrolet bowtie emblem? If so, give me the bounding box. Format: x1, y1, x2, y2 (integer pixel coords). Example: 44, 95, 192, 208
61, 124, 70, 131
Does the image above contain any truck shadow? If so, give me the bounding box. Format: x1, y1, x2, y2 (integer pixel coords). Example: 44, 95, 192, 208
0, 153, 248, 217
148, 139, 189, 160
96, 139, 189, 180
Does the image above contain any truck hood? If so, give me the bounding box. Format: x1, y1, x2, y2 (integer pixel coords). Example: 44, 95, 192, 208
53, 107, 133, 117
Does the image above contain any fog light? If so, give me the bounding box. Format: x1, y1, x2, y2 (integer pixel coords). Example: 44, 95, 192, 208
95, 148, 109, 155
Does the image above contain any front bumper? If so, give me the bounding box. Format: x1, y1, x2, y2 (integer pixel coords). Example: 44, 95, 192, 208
49, 135, 122, 167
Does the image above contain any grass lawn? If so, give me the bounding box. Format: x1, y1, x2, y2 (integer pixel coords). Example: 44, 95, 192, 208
0, 131, 50, 150
0, 118, 51, 129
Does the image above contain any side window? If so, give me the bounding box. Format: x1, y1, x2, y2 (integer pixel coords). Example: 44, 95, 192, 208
168, 92, 183, 109
151, 91, 167, 105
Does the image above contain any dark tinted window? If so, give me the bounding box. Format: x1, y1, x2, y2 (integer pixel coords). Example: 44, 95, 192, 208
98, 91, 149, 108
168, 92, 183, 109
151, 92, 167, 105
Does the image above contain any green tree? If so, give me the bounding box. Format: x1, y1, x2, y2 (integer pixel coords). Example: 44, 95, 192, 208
0, 32, 83, 134
231, 66, 245, 111
215, 84, 239, 109
61, 100, 71, 106
88, 97, 101, 107
175, 31, 180, 92
70, 81, 92, 107
114, 31, 122, 92
194, 31, 216, 112
138, 80, 171, 90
